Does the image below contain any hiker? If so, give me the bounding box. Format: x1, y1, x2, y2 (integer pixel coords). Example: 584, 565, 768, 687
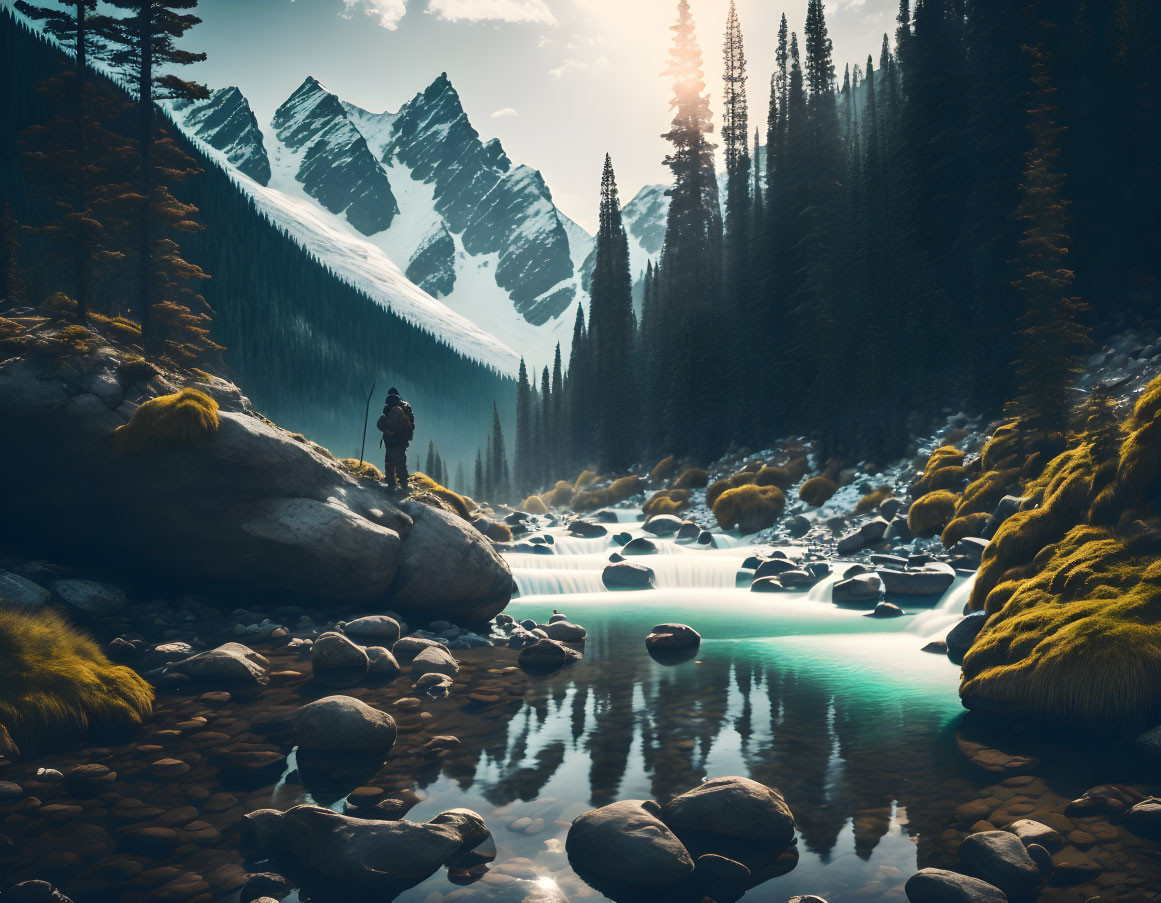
376, 387, 414, 491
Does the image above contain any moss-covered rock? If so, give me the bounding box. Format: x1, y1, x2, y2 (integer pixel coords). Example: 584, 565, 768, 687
341, 459, 384, 481
649, 455, 677, 481
673, 467, 708, 489
112, 387, 219, 454
521, 495, 549, 515
409, 472, 472, 521
799, 476, 839, 507
544, 481, 575, 508
574, 470, 599, 490
908, 490, 958, 538
855, 485, 893, 514
713, 484, 786, 534
643, 489, 691, 518
0, 608, 153, 752
608, 475, 645, 503
942, 512, 990, 548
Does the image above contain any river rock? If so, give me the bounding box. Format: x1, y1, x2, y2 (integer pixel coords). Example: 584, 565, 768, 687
0, 571, 51, 610
778, 569, 817, 587
296, 696, 397, 754
1006, 819, 1062, 852
677, 522, 701, 541
391, 635, 445, 663
364, 646, 401, 678
566, 800, 695, 890
172, 642, 269, 686
1126, 798, 1161, 836
750, 577, 786, 593
50, 579, 127, 616
694, 853, 750, 889
905, 868, 1007, 903
541, 620, 587, 642
310, 632, 369, 681
603, 561, 656, 589
661, 776, 794, 846
877, 565, 955, 596
0, 880, 75, 903
755, 558, 799, 578
871, 601, 904, 618
270, 804, 487, 890
787, 514, 811, 537
947, 611, 988, 664
415, 673, 453, 696
569, 521, 607, 538
833, 574, 882, 605
950, 537, 989, 568
518, 638, 582, 671
623, 537, 658, 556
644, 515, 683, 537
645, 624, 701, 654
885, 516, 912, 541
958, 830, 1041, 894
342, 615, 401, 643
880, 497, 905, 519
409, 645, 459, 679
983, 495, 1024, 538
240, 872, 294, 903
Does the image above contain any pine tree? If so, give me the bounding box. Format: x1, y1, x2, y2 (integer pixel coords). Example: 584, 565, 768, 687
589, 155, 635, 471
1010, 43, 1089, 440
551, 342, 564, 478
425, 439, 437, 478
567, 304, 589, 471
1, 202, 27, 309
474, 447, 485, 500
454, 461, 466, 494
539, 364, 550, 487
489, 400, 509, 501
514, 357, 532, 493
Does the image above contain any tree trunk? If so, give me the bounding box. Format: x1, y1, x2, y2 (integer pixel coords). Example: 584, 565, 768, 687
138, 5, 152, 349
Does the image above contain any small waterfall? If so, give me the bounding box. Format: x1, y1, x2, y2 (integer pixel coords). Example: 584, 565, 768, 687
649, 556, 746, 589
908, 575, 976, 640
806, 573, 845, 602
513, 568, 606, 597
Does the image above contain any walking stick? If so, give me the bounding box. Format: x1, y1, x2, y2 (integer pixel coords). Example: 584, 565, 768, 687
358, 378, 377, 467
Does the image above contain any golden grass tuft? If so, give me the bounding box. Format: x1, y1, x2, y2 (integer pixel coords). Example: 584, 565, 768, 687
855, 485, 893, 514
908, 490, 958, 538
673, 467, 709, 489
112, 387, 219, 455
713, 484, 786, 534
956, 469, 1017, 517
608, 475, 645, 503
643, 489, 691, 517
475, 519, 513, 542
799, 476, 839, 507
43, 291, 77, 313
544, 481, 575, 509
340, 459, 384, 481
961, 524, 1161, 730
522, 495, 549, 515
754, 457, 809, 489
0, 608, 153, 751
574, 470, 599, 490
56, 324, 98, 355
89, 313, 142, 344
572, 489, 612, 512
410, 472, 472, 521
981, 423, 1021, 471
650, 455, 677, 481
942, 512, 990, 548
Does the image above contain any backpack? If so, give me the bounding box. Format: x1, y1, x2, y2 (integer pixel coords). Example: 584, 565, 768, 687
381, 404, 414, 442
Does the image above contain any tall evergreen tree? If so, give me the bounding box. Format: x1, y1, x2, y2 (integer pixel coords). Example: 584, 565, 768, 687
514, 357, 532, 492
1, 202, 26, 309
489, 400, 510, 501
567, 304, 590, 471
474, 447, 485, 500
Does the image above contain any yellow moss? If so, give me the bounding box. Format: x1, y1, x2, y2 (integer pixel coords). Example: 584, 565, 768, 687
42, 291, 77, 313
643, 496, 688, 517
713, 484, 786, 534
56, 324, 98, 355
942, 512, 990, 548
915, 464, 969, 496
312, 442, 336, 461
650, 455, 677, 481
572, 489, 612, 512
961, 525, 1161, 730
476, 519, 513, 542
544, 481, 575, 508
799, 476, 839, 507
89, 313, 142, 344
956, 469, 1017, 516
0, 609, 153, 751
1126, 375, 1161, 433
981, 423, 1021, 471
574, 470, 599, 490
908, 490, 958, 538
522, 495, 549, 515
112, 387, 219, 455
341, 458, 384, 481
608, 475, 645, 503
673, 467, 709, 489
855, 485, 893, 514
754, 457, 808, 489
927, 445, 966, 470
410, 472, 472, 521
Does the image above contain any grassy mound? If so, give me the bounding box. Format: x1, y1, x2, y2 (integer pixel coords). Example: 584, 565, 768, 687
706, 472, 757, 509
855, 485, 893, 514
912, 445, 967, 497
112, 387, 219, 454
799, 476, 839, 507
572, 489, 611, 512
607, 475, 644, 503
643, 490, 691, 517
981, 423, 1021, 471
650, 455, 677, 481
574, 470, 599, 490
942, 512, 990, 548
410, 472, 472, 521
0, 609, 153, 750
908, 490, 958, 538
522, 495, 549, 515
713, 484, 786, 534
956, 469, 1016, 516
340, 459, 384, 481
673, 467, 708, 489
544, 481, 575, 508
754, 458, 808, 489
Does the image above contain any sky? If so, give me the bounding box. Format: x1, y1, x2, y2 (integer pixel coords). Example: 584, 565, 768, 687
188, 0, 896, 231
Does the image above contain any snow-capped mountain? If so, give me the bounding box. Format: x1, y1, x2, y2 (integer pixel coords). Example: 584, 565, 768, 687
173, 74, 593, 373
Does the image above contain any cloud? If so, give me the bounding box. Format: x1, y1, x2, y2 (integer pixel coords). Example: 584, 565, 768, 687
340, 0, 408, 29
426, 0, 556, 25
548, 55, 609, 78
491, 107, 519, 118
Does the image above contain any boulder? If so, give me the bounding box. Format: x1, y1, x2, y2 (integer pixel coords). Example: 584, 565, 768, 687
364, 646, 401, 679
676, 522, 702, 542
603, 562, 656, 590
950, 537, 989, 568
877, 566, 955, 596
566, 800, 695, 890
311, 632, 369, 677
409, 645, 459, 679
623, 537, 658, 556
871, 601, 904, 618
832, 574, 882, 605
661, 776, 794, 846
1135, 724, 1161, 756
342, 615, 401, 643
390, 635, 445, 663
1126, 798, 1161, 836
541, 620, 587, 642
904, 868, 1007, 903
787, 514, 811, 538
1006, 819, 1062, 853
645, 624, 701, 655
644, 514, 683, 537
296, 696, 397, 754
880, 497, 906, 519
958, 830, 1041, 894
389, 500, 512, 623
694, 853, 750, 890
947, 611, 988, 664
755, 558, 799, 579
778, 569, 817, 587
50, 579, 126, 617
569, 521, 608, 538
983, 496, 1025, 539
172, 642, 269, 686
0, 571, 51, 610
885, 516, 912, 541
518, 638, 582, 671
750, 577, 786, 593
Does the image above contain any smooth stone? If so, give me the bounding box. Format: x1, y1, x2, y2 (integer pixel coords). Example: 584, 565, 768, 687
870, 601, 904, 618
622, 537, 658, 556
172, 642, 270, 686
750, 576, 786, 593
518, 638, 582, 671
694, 853, 750, 889
296, 696, 397, 754
877, 566, 955, 596
787, 514, 810, 537
540, 620, 587, 642
390, 635, 444, 663
311, 632, 370, 675
0, 571, 51, 610
603, 561, 656, 589
958, 830, 1040, 894
643, 514, 683, 537
644, 623, 701, 654
905, 868, 1007, 903
363, 646, 401, 679
754, 559, 798, 578
661, 776, 794, 846
1126, 798, 1161, 836
566, 800, 695, 890
409, 645, 459, 679
569, 521, 607, 538
1006, 819, 1062, 852
342, 615, 401, 643
833, 574, 882, 604
947, 611, 989, 664
50, 578, 127, 616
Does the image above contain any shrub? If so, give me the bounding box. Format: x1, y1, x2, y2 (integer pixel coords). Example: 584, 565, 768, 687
855, 485, 893, 514
42, 291, 77, 314
572, 489, 612, 512
544, 481, 575, 508
673, 467, 708, 489
56, 324, 98, 355
650, 455, 677, 481
608, 475, 645, 503
799, 476, 839, 507
522, 495, 549, 515
0, 609, 153, 751
341, 459, 383, 481
907, 490, 958, 538
574, 470, 599, 490
410, 472, 472, 521
754, 457, 808, 489
942, 513, 990, 548
112, 387, 219, 454
713, 484, 786, 534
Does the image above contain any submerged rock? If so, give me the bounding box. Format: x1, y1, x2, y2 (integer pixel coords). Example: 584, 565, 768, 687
171, 642, 269, 686
1006, 819, 1062, 853
905, 868, 1007, 903
409, 645, 459, 679
540, 620, 587, 642
958, 830, 1040, 894
311, 632, 369, 678
518, 638, 582, 672
623, 537, 658, 556
645, 624, 701, 655
567, 800, 695, 892
296, 696, 397, 755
